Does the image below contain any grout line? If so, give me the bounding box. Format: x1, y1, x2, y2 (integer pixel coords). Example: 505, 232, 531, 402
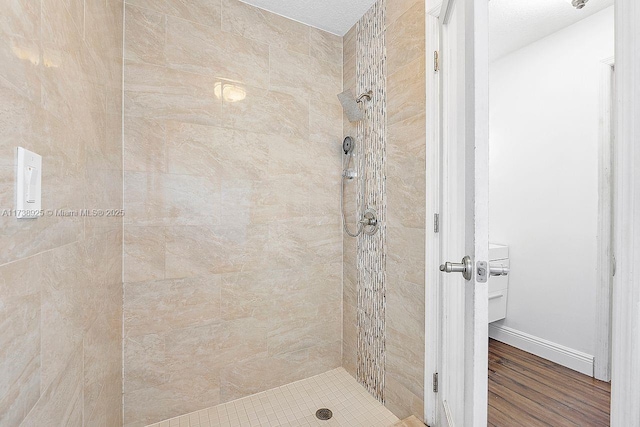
121, 1, 127, 425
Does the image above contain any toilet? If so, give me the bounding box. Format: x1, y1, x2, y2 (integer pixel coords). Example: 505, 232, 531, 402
489, 243, 510, 323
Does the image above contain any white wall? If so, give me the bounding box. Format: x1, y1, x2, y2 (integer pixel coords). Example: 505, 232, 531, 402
489, 7, 614, 360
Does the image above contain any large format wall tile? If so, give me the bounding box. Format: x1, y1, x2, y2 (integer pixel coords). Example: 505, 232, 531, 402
0, 0, 123, 425
165, 16, 270, 89
123, 0, 343, 424
0, 256, 41, 426
126, 0, 221, 28
124, 5, 166, 66
383, 0, 427, 420
221, 0, 309, 56
341, 25, 359, 379
340, 0, 427, 420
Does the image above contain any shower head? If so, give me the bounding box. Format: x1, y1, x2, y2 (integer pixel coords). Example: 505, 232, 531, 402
338, 90, 365, 123
343, 136, 354, 155
569, 0, 589, 9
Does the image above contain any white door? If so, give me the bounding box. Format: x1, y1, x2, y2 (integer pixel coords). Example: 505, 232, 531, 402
436, 0, 489, 425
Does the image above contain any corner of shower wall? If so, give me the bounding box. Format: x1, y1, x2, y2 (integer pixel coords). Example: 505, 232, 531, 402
342, 0, 387, 405
341, 0, 427, 421
0, 1, 125, 425
342, 21, 359, 380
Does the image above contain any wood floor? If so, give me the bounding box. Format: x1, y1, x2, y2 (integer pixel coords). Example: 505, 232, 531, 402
488, 339, 611, 427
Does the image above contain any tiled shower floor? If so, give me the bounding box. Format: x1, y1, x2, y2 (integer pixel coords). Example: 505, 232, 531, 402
146, 368, 400, 427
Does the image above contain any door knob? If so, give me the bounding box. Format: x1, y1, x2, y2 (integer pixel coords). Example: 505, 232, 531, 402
489, 263, 510, 277
440, 255, 473, 281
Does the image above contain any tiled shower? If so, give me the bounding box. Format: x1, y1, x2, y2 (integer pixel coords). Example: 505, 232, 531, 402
0, 0, 426, 425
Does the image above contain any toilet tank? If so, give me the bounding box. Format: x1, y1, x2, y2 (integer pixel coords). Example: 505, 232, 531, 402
489, 244, 509, 323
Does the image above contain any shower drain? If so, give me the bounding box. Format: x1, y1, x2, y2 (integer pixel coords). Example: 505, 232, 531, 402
315, 408, 333, 421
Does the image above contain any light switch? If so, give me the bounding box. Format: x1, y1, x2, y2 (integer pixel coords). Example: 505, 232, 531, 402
16, 147, 42, 219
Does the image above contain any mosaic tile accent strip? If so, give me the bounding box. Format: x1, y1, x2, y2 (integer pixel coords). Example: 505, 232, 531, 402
144, 368, 399, 427
355, 0, 387, 403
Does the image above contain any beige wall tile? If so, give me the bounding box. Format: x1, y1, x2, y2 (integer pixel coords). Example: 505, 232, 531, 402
385, 375, 424, 421
387, 2, 426, 76
222, 86, 310, 138
123, 0, 342, 423
388, 112, 427, 228
124, 117, 166, 173
343, 53, 356, 93
20, 351, 83, 427
1, 0, 123, 425
387, 55, 426, 126
124, 334, 167, 394
387, 326, 424, 399
387, 279, 425, 340
269, 47, 312, 96
86, 371, 122, 426
124, 277, 221, 337
83, 305, 122, 424
40, 244, 87, 393
220, 266, 340, 323
165, 15, 269, 89
165, 123, 268, 181
124, 379, 220, 427
342, 299, 358, 378
309, 56, 343, 106
0, 256, 42, 426
267, 221, 342, 269
164, 225, 269, 278
310, 28, 343, 65
310, 99, 344, 145
0, 0, 41, 103
249, 176, 309, 223
387, 0, 423, 28
124, 61, 224, 127
221, 0, 309, 55
126, 0, 221, 28
84, 0, 123, 82
124, 226, 166, 283
124, 171, 221, 227
124, 4, 166, 66
219, 348, 333, 403
343, 1, 427, 420
343, 25, 357, 63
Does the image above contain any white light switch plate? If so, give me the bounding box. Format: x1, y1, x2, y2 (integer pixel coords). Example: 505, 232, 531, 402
16, 147, 42, 219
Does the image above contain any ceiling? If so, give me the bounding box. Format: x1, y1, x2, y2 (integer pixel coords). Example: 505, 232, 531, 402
490, 0, 614, 61
239, 0, 613, 54
239, 0, 377, 36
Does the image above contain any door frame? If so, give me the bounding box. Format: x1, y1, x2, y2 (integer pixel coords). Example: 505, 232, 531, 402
425, 0, 640, 425
424, 2, 442, 425
595, 55, 615, 382
610, 3, 640, 425
424, 0, 489, 425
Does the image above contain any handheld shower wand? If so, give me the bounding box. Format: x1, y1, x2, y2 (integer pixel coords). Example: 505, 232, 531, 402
341, 137, 363, 237
340, 137, 380, 237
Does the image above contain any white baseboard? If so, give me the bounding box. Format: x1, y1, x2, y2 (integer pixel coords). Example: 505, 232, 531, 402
489, 324, 594, 376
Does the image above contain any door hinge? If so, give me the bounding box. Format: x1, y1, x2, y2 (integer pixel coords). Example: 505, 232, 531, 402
434, 213, 440, 233
433, 372, 439, 393
434, 51, 440, 72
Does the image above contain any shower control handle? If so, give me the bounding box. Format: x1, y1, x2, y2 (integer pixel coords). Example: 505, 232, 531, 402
359, 217, 377, 226
440, 256, 473, 281
342, 169, 357, 180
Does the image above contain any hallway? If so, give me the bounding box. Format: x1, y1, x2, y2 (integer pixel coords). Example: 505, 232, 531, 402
489, 340, 611, 426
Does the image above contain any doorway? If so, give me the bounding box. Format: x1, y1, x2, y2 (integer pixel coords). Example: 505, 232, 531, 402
424, 0, 623, 426
486, 3, 614, 425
